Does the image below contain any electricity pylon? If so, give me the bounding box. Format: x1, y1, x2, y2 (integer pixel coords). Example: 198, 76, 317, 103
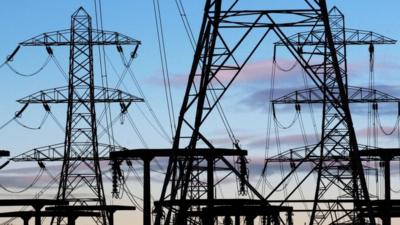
154, 1, 381, 225
11, 7, 142, 225
269, 7, 396, 225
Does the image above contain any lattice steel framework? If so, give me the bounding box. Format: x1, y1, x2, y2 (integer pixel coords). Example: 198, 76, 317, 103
60, 9, 104, 223
10, 7, 142, 225
154, 1, 384, 225
270, 7, 396, 225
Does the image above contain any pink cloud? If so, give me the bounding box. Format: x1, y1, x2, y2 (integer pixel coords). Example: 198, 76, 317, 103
236, 59, 298, 83
147, 58, 300, 87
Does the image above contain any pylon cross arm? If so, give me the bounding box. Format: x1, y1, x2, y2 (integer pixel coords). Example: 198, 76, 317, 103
17, 86, 144, 104
19, 29, 141, 47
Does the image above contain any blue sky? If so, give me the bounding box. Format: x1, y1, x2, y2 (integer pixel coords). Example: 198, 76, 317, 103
0, 1, 399, 152
0, 1, 400, 224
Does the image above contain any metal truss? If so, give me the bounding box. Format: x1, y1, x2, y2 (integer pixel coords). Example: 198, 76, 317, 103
154, 1, 380, 225
10, 7, 141, 225
17, 86, 143, 104
266, 6, 396, 225
20, 30, 140, 46
275, 11, 396, 47
266, 144, 358, 164
272, 86, 400, 104
265, 145, 400, 164
11, 143, 127, 162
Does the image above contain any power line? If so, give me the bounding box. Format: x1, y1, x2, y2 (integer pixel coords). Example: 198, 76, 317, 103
152, 0, 176, 138
6, 55, 51, 77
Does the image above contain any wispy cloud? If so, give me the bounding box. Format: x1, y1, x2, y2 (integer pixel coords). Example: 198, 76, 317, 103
146, 59, 301, 87
238, 87, 305, 111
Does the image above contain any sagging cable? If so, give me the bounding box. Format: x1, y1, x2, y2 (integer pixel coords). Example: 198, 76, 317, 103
376, 106, 400, 136
7, 55, 51, 77
6, 45, 52, 77
0, 168, 44, 194
273, 45, 297, 72
15, 111, 49, 130
13, 96, 50, 130
272, 103, 299, 129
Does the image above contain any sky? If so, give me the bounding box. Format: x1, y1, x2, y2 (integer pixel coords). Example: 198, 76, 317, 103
0, 1, 400, 225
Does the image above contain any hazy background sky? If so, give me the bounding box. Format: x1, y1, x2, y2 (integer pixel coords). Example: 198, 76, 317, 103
0, 1, 399, 224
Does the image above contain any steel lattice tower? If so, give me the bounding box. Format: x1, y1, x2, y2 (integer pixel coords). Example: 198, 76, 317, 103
310, 8, 366, 224
153, 1, 387, 225
9, 7, 142, 225
270, 7, 396, 225
305, 7, 359, 224
58, 7, 105, 220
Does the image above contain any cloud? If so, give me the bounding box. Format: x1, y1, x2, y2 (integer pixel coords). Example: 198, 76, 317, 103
248, 133, 319, 149
235, 59, 299, 83
238, 87, 307, 111
147, 59, 301, 88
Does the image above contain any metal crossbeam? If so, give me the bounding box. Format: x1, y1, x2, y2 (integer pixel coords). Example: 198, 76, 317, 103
17, 86, 143, 104
264, 144, 394, 164
20, 29, 140, 46
275, 28, 396, 46
156, 2, 382, 225
272, 86, 400, 104
265, 6, 395, 225
10, 143, 127, 162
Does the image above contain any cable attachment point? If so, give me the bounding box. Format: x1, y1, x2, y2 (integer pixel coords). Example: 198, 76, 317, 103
372, 103, 378, 111
120, 101, 132, 114
295, 104, 301, 112
131, 45, 139, 59
234, 142, 249, 196
116, 45, 123, 53
15, 103, 29, 118
126, 160, 133, 167
111, 160, 123, 199
369, 43, 375, 55
37, 160, 46, 169
298, 46, 303, 55
43, 103, 51, 112
45, 46, 53, 55
6, 45, 21, 62
119, 101, 132, 124
398, 102, 400, 116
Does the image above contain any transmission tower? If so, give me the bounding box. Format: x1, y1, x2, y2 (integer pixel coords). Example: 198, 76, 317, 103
153, 1, 385, 225
267, 7, 399, 224
9, 7, 142, 225
267, 7, 397, 225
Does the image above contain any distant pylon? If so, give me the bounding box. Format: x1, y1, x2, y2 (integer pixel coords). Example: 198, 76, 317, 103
56, 7, 106, 224
9, 7, 142, 225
